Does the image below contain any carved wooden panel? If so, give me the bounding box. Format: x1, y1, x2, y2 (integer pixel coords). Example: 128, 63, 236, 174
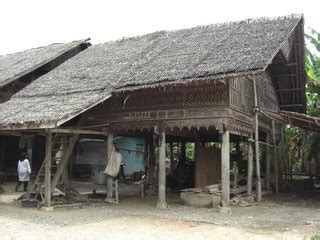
99, 84, 228, 113
229, 77, 253, 114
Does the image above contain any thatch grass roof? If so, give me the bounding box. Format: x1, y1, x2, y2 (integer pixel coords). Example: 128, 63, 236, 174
0, 39, 89, 88
0, 14, 303, 129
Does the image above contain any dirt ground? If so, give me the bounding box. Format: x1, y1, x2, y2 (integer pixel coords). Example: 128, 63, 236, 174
1, 183, 320, 239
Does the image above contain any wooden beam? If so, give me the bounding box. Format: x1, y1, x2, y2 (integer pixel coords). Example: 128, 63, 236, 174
12, 80, 28, 88
50, 134, 79, 193
276, 88, 304, 92
279, 104, 304, 108
51, 128, 107, 136
0, 91, 14, 97
0, 39, 90, 89
157, 126, 167, 209
44, 129, 52, 207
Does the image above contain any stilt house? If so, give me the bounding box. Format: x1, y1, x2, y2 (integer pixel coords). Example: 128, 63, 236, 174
0, 15, 307, 209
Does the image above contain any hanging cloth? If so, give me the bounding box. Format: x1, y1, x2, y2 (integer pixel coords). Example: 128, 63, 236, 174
104, 147, 123, 177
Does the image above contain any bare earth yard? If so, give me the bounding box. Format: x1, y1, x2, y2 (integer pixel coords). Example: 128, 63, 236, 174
1, 191, 320, 239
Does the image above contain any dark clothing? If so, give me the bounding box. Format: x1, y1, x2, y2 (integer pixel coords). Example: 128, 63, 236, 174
15, 181, 28, 192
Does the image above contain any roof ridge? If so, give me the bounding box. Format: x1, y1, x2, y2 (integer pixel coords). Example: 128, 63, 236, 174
92, 13, 303, 48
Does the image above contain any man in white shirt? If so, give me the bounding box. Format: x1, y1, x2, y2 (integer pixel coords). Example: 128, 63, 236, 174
15, 153, 31, 192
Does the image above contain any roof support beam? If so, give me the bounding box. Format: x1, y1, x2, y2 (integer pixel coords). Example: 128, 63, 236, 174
51, 128, 107, 136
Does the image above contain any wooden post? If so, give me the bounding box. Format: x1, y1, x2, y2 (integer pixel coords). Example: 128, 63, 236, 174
247, 136, 253, 195
149, 140, 155, 188
157, 126, 167, 209
220, 130, 231, 213
44, 129, 52, 208
27, 136, 34, 168
0, 136, 4, 170
61, 137, 69, 185
265, 133, 271, 191
253, 76, 262, 202
106, 131, 114, 200
181, 141, 186, 160
272, 120, 279, 193
169, 142, 175, 171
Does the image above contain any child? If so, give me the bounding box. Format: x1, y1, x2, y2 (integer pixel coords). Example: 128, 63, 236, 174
15, 153, 31, 192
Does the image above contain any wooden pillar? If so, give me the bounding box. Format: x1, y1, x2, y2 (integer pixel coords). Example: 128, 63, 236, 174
181, 141, 186, 160
253, 76, 262, 202
272, 120, 279, 193
44, 129, 52, 208
0, 136, 4, 169
220, 130, 231, 213
247, 136, 253, 195
61, 137, 69, 185
169, 142, 174, 171
106, 131, 114, 200
157, 126, 167, 209
27, 136, 34, 168
265, 133, 271, 191
149, 140, 155, 187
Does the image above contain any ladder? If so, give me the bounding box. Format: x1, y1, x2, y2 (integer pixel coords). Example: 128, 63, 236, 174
26, 133, 78, 203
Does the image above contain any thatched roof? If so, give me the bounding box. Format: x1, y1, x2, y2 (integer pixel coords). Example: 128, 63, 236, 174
0, 14, 304, 129
0, 39, 89, 88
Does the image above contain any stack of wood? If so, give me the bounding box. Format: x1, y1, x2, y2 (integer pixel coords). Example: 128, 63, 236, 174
203, 184, 221, 195
52, 184, 86, 204
181, 184, 222, 195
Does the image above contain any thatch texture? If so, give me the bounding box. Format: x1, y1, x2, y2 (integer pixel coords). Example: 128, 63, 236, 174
0, 14, 303, 129
0, 39, 89, 88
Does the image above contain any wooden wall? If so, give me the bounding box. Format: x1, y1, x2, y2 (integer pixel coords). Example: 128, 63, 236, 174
195, 146, 221, 188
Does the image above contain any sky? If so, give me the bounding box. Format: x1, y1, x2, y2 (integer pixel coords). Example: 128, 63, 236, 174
0, 0, 319, 55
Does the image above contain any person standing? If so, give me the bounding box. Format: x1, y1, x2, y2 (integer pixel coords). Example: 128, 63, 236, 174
15, 153, 31, 192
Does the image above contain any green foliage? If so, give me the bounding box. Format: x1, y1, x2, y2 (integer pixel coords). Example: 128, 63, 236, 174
313, 233, 320, 240
283, 27, 320, 176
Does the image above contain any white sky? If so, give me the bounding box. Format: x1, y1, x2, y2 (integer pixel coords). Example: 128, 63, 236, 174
0, 0, 319, 55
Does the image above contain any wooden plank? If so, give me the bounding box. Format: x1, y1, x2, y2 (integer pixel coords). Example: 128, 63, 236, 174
156, 126, 167, 209
221, 130, 230, 207
44, 129, 52, 207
